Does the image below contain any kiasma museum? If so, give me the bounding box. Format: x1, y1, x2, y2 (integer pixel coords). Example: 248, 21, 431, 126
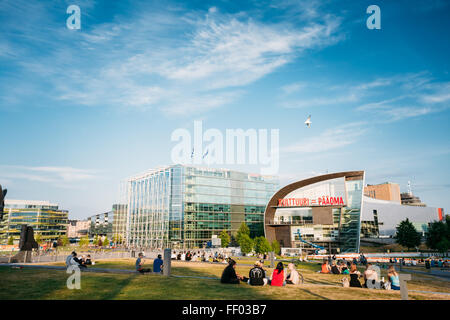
264, 171, 443, 253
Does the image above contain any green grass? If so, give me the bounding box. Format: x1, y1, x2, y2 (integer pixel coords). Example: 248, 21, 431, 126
0, 259, 448, 300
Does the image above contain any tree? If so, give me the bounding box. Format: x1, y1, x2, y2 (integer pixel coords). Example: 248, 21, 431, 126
103, 236, 109, 246
79, 235, 89, 247
7, 236, 14, 245
239, 234, 253, 256
93, 235, 99, 246
59, 235, 69, 247
35, 233, 42, 245
236, 222, 250, 244
271, 240, 281, 255
253, 236, 271, 255
395, 218, 422, 251
219, 230, 230, 248
426, 215, 450, 254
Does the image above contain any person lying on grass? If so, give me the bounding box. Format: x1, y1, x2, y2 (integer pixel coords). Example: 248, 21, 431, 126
220, 259, 248, 284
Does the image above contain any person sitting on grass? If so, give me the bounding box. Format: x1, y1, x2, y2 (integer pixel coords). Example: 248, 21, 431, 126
363, 263, 379, 288
331, 261, 340, 274
349, 263, 362, 288
72, 252, 87, 269
320, 259, 331, 273
286, 263, 300, 285
340, 262, 349, 274
136, 252, 151, 274
66, 251, 79, 268
248, 261, 267, 286
85, 254, 93, 265
220, 259, 247, 284
153, 254, 163, 273
387, 265, 400, 290
270, 262, 286, 286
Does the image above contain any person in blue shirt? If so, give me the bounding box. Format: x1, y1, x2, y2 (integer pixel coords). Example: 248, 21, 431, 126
153, 254, 164, 273
388, 265, 400, 290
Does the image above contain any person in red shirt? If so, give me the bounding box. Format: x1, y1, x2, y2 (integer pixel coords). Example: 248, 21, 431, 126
270, 262, 286, 286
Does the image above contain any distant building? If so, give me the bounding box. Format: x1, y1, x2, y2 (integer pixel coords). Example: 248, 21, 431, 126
364, 182, 401, 203
361, 196, 441, 237
0, 199, 68, 244
67, 220, 90, 239
112, 204, 127, 244
87, 211, 113, 239
401, 192, 427, 207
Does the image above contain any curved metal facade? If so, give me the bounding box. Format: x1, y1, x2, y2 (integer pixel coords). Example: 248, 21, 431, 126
264, 171, 365, 253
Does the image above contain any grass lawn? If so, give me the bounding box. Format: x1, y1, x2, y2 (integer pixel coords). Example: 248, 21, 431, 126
0, 259, 448, 300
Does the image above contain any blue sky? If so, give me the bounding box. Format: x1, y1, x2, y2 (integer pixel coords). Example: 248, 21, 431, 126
0, 0, 449, 219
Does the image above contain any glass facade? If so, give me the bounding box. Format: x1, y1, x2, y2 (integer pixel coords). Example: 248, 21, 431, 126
0, 200, 68, 244
269, 173, 364, 253
112, 204, 127, 244
126, 165, 278, 249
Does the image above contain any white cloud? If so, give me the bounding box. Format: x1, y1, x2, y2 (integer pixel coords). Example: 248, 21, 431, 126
281, 122, 367, 154
0, 165, 98, 185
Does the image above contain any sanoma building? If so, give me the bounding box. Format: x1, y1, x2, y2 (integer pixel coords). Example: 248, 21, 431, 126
124, 165, 278, 249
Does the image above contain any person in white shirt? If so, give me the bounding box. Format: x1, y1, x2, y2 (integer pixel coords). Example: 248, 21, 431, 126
286, 263, 300, 285
181, 252, 186, 261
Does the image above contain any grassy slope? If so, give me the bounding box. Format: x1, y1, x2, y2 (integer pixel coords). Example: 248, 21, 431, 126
0, 259, 448, 300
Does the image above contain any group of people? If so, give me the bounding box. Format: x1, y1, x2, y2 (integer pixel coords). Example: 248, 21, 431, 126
171, 250, 229, 263
65, 251, 93, 269
220, 259, 301, 286
320, 258, 401, 290
135, 253, 164, 274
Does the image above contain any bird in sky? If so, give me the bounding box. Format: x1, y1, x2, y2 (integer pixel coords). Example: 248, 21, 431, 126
305, 115, 312, 128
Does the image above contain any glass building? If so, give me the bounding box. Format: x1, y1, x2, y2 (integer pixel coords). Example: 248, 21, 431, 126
265, 171, 365, 253
87, 211, 113, 239
112, 204, 127, 244
125, 165, 279, 249
0, 199, 68, 244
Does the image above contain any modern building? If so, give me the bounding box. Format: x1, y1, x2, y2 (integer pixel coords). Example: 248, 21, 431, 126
361, 196, 441, 237
125, 164, 278, 249
0, 199, 68, 244
401, 192, 427, 207
87, 211, 113, 239
112, 204, 127, 244
264, 171, 365, 253
364, 182, 401, 203
264, 171, 445, 253
66, 220, 90, 239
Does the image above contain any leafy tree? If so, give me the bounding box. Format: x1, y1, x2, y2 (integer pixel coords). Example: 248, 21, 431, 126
239, 234, 253, 256
79, 235, 89, 247
35, 233, 43, 245
219, 230, 230, 248
59, 235, 69, 247
426, 215, 450, 254
103, 236, 108, 246
253, 236, 271, 255
271, 240, 281, 255
7, 236, 14, 245
236, 222, 250, 243
93, 235, 99, 246
395, 218, 422, 251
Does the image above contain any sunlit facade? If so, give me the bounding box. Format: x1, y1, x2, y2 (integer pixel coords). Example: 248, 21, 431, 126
0, 199, 68, 244
125, 165, 278, 249
265, 171, 365, 253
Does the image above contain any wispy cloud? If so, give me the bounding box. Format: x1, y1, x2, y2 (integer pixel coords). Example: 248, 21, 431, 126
281, 122, 367, 154
0, 165, 98, 185
0, 1, 343, 116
